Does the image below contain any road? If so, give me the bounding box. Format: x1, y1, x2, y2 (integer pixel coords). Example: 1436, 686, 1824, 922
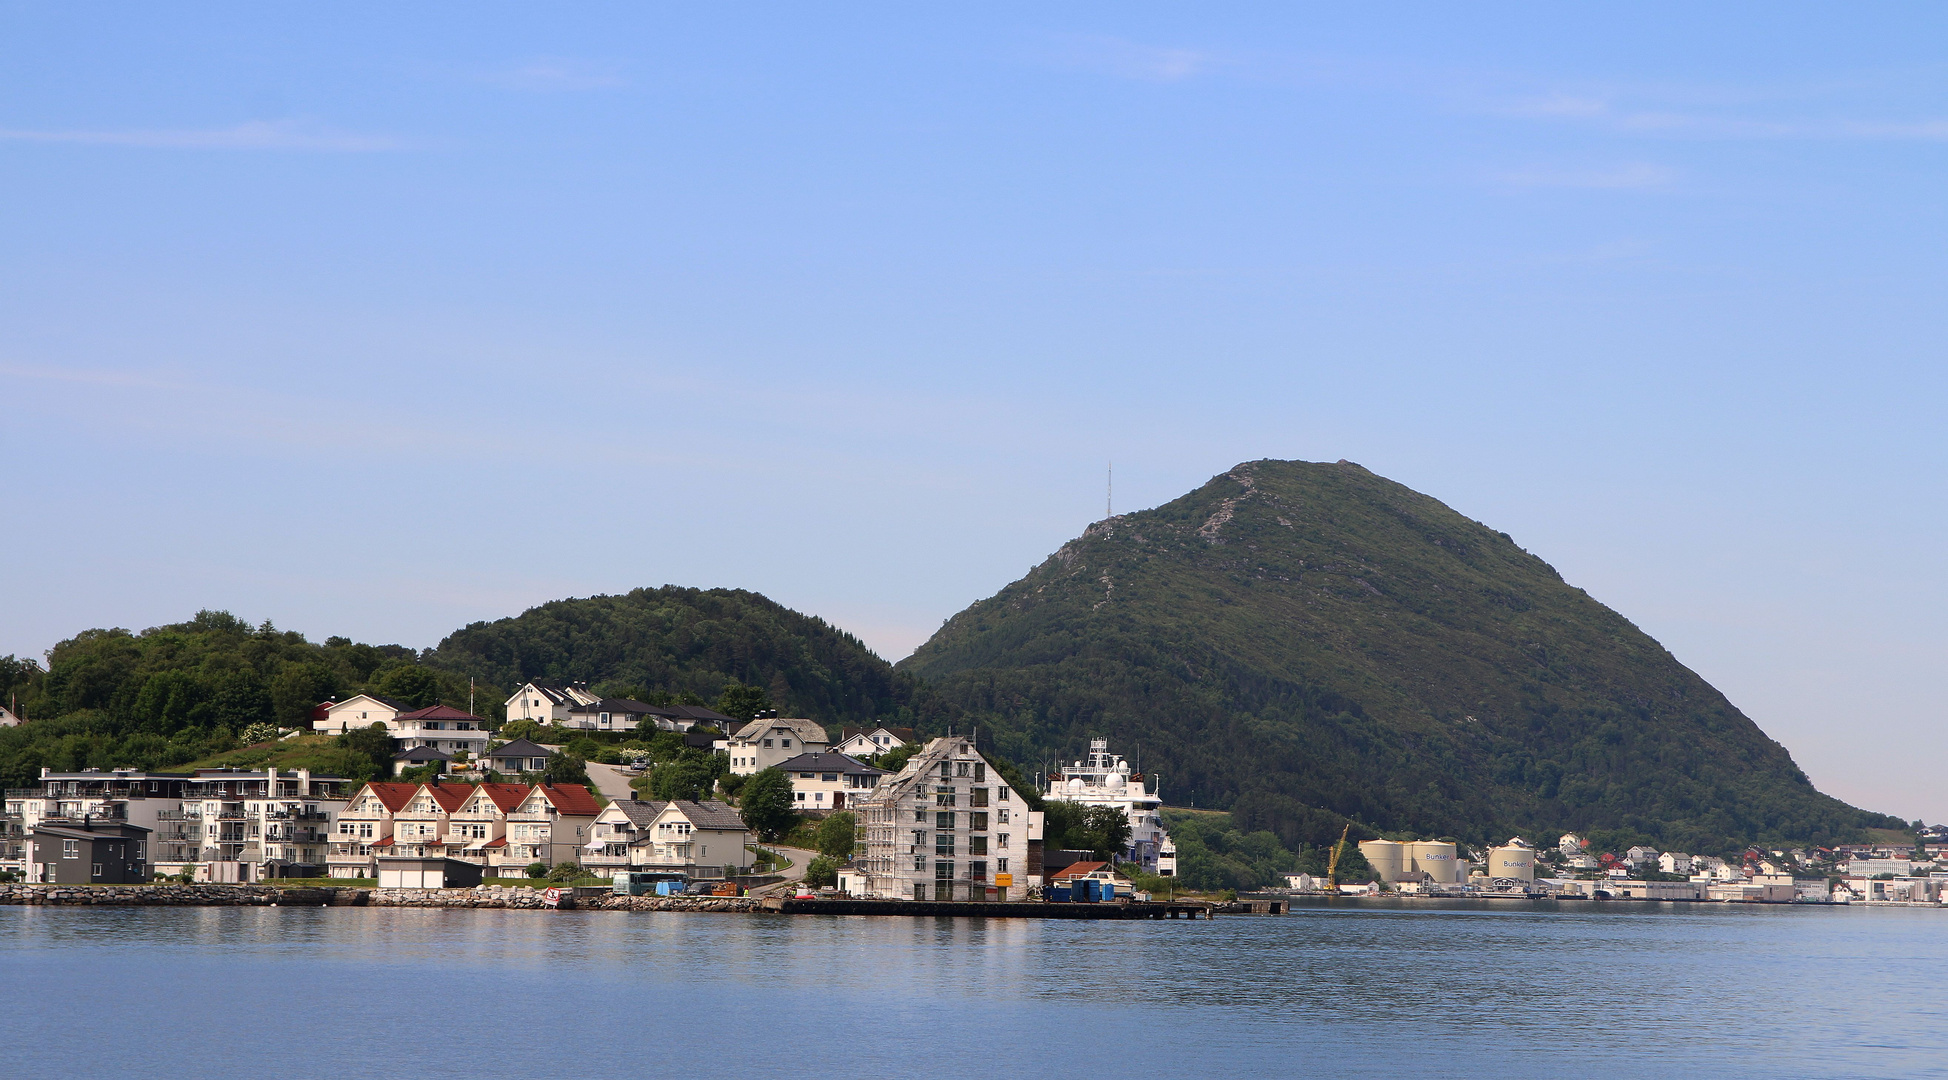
583, 761, 637, 801
751, 846, 818, 895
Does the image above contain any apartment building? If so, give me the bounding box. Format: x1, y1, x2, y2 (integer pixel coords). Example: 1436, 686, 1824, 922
853, 736, 1044, 901
776, 752, 886, 812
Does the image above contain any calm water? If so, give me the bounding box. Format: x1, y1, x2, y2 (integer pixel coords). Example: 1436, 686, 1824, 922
4, 899, 1944, 1079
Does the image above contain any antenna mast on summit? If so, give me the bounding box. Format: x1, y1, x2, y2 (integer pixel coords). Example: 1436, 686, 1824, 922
1107, 462, 1113, 519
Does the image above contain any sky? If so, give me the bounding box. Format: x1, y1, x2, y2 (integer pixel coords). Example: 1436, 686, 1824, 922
2, 4, 1945, 821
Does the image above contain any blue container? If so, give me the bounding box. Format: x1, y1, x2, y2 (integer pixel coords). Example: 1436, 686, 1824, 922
1047, 884, 1071, 903
1080, 880, 1100, 902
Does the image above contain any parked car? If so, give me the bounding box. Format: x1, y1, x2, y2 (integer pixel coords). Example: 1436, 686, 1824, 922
683, 880, 719, 896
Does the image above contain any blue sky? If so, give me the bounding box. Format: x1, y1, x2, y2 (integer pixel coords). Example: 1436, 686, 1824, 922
3, 4, 1945, 821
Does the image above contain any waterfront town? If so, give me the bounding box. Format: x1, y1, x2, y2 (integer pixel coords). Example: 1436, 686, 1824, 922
2, 683, 1945, 910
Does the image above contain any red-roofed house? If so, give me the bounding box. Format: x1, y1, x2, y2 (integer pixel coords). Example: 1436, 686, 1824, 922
392, 781, 476, 858
327, 782, 420, 878
497, 784, 600, 873
445, 782, 530, 870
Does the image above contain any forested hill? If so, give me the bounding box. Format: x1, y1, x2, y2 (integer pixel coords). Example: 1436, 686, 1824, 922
425, 586, 944, 731
899, 459, 1900, 854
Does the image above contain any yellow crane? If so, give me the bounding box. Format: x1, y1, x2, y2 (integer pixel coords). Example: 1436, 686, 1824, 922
1324, 823, 1351, 894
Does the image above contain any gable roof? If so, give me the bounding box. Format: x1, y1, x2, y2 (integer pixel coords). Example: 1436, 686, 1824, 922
393, 746, 452, 762
396, 705, 487, 723
732, 717, 830, 743
839, 726, 917, 744
505, 682, 595, 707
420, 782, 475, 811
486, 738, 554, 759
352, 782, 421, 812
664, 800, 747, 831
471, 782, 530, 812
532, 783, 601, 816
326, 693, 412, 714
776, 752, 885, 776
567, 697, 656, 716
1050, 861, 1109, 881
605, 799, 669, 827
656, 704, 736, 723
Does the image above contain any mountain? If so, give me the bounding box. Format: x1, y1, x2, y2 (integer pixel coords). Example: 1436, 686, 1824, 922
426, 586, 942, 732
899, 459, 1897, 853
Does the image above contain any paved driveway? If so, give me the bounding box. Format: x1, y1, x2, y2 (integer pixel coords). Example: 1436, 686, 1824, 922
583, 761, 637, 801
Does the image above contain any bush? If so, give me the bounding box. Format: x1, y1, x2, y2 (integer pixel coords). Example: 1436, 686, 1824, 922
546, 861, 585, 883
804, 855, 838, 888
239, 722, 280, 745
526, 862, 549, 879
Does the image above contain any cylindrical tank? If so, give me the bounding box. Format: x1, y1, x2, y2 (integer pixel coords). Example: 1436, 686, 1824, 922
1407, 841, 1459, 883
1488, 845, 1535, 881
1358, 840, 1405, 883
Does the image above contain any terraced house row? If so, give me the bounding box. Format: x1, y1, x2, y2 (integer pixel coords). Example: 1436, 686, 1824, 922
327, 780, 602, 879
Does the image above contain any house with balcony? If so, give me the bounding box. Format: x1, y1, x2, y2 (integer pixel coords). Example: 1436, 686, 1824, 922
391, 705, 491, 760
852, 736, 1042, 902
495, 783, 600, 874
726, 715, 831, 775
583, 798, 751, 878
777, 752, 886, 813
563, 697, 658, 733
445, 782, 529, 868
328, 782, 419, 879
390, 781, 474, 858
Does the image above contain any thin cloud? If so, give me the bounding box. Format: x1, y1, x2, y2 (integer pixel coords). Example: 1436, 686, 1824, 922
486, 57, 628, 92
1035, 36, 1231, 83
0, 119, 401, 151
1495, 162, 1677, 190
1498, 92, 1948, 142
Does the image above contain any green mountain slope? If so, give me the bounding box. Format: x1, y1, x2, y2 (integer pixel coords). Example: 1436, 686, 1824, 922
900, 459, 1896, 852
426, 586, 941, 732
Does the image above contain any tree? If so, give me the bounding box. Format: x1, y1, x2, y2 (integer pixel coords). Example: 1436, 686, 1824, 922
1040, 800, 1089, 851
543, 752, 590, 787
739, 767, 797, 840
815, 811, 856, 860
650, 756, 716, 801
804, 855, 838, 888
1082, 806, 1133, 861
336, 723, 395, 780
371, 665, 442, 709
525, 861, 548, 879
872, 743, 921, 773
716, 681, 771, 724
497, 718, 548, 743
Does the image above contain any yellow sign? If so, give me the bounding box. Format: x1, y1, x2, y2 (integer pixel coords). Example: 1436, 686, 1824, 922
994, 873, 1013, 887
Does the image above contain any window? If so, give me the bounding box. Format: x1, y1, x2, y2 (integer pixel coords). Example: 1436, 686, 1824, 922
998, 833, 1010, 849
998, 787, 1010, 802
969, 836, 988, 856
936, 811, 955, 830
957, 761, 971, 777
93, 863, 103, 877
969, 812, 988, 831
359, 822, 374, 838
997, 809, 1010, 824
914, 808, 928, 822
62, 840, 78, 859
912, 854, 927, 872
800, 773, 814, 779
935, 787, 956, 807
970, 788, 989, 808
935, 833, 954, 857
762, 739, 773, 748
912, 829, 926, 848
912, 882, 928, 900
969, 861, 987, 881
794, 793, 805, 802
935, 860, 954, 880
136, 842, 145, 859
821, 773, 837, 782
997, 858, 1009, 874
938, 761, 952, 778
781, 739, 792, 748
974, 763, 987, 782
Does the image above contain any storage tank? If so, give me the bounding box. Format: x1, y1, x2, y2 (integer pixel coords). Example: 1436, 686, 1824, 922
1488, 845, 1535, 881
1406, 841, 1459, 883
1358, 840, 1405, 883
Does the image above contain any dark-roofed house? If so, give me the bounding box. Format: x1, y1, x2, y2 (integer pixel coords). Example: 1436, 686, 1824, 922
777, 752, 887, 812
503, 682, 600, 725
565, 698, 658, 733
647, 704, 737, 733
583, 798, 751, 877
836, 726, 917, 759
391, 705, 490, 758
27, 819, 151, 884
392, 745, 452, 777
482, 739, 555, 776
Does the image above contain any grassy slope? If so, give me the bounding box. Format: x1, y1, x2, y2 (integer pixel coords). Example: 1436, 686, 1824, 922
902, 459, 1896, 853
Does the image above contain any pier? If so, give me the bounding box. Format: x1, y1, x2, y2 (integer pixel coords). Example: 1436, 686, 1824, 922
762, 897, 1220, 918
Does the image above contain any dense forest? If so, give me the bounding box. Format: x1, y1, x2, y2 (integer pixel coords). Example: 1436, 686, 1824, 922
0, 611, 478, 788
901, 459, 1905, 855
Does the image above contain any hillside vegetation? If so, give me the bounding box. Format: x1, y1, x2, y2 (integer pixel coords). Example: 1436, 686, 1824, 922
901, 459, 1899, 853
425, 586, 946, 733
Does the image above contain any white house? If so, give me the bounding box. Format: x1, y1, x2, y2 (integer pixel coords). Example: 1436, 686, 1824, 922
503, 682, 600, 725
0, 705, 21, 728
582, 798, 751, 877
327, 782, 417, 878
313, 694, 411, 735
727, 717, 831, 775
776, 752, 887, 812
852, 736, 1042, 902
391, 705, 491, 757
444, 782, 528, 869
834, 725, 916, 759
1659, 851, 1694, 876
563, 698, 657, 733
1558, 833, 1587, 858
